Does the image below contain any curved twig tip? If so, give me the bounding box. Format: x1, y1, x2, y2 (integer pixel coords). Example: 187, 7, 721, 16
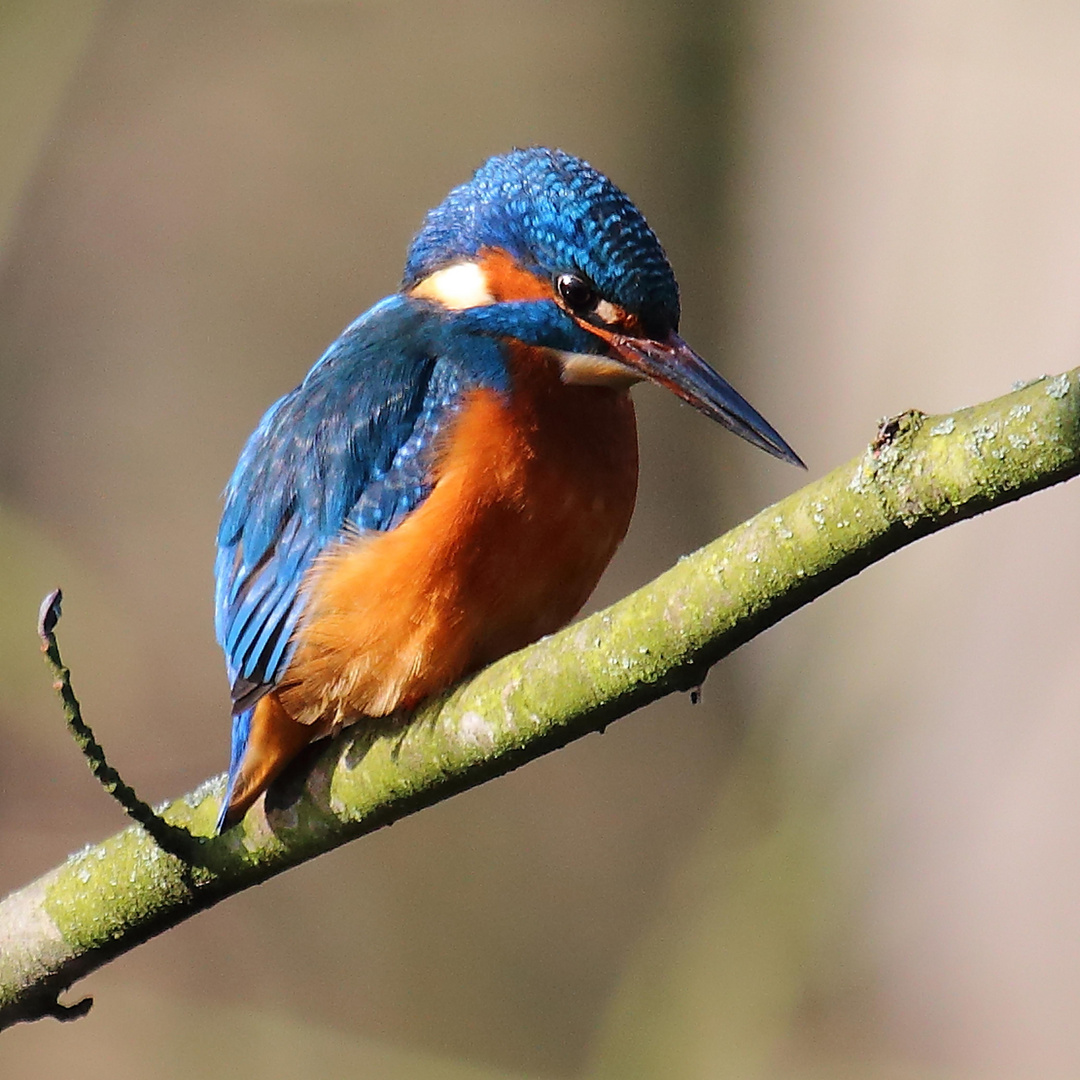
38, 589, 62, 642
36, 589, 212, 866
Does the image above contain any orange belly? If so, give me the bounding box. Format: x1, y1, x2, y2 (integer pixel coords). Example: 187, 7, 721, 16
278, 345, 639, 729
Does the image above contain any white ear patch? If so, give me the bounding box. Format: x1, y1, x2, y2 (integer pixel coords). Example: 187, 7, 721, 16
556, 351, 642, 389
410, 262, 494, 310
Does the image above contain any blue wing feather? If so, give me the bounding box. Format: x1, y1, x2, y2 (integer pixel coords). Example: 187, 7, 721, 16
214, 292, 518, 832
214, 294, 509, 713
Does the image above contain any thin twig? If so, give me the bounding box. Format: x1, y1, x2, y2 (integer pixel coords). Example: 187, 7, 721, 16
37, 589, 208, 864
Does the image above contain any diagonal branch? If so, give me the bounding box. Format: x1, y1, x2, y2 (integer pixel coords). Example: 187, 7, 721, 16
2, 369, 1079, 1030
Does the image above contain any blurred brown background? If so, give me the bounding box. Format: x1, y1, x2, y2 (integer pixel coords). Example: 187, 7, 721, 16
3, 1, 1080, 1077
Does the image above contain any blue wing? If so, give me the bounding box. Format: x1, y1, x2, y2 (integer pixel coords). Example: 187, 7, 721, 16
211, 293, 570, 832
214, 294, 508, 715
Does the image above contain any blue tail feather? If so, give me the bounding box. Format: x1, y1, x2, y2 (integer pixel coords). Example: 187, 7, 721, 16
216, 706, 253, 834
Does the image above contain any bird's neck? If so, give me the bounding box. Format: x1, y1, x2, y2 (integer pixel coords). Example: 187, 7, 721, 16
497, 340, 640, 518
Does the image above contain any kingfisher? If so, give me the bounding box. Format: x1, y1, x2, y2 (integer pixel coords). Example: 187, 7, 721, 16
214, 147, 803, 833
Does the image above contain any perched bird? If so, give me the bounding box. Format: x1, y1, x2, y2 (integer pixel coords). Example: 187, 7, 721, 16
214, 147, 802, 833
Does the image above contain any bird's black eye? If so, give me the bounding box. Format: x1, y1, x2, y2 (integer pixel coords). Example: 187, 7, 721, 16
554, 272, 599, 315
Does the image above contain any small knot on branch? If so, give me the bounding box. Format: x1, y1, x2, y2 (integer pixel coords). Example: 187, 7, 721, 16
872, 409, 925, 455
44, 994, 93, 1023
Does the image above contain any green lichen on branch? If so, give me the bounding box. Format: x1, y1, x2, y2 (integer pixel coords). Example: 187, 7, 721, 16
1, 368, 1078, 1030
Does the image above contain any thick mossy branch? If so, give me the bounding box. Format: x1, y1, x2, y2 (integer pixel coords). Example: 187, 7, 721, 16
2, 370, 1079, 1030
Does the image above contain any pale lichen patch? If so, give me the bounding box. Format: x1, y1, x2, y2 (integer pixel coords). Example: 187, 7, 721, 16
0, 877, 73, 989
182, 775, 225, 811
773, 515, 794, 540
847, 451, 878, 494
499, 678, 521, 729
458, 711, 496, 752
930, 417, 956, 436
1012, 375, 1046, 391
1046, 372, 1071, 399
968, 422, 1002, 457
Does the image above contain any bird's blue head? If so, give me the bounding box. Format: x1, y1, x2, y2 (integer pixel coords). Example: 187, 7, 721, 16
403, 146, 680, 340
402, 148, 802, 466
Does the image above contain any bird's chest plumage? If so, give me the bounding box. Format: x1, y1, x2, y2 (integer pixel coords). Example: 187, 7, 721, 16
280, 345, 638, 726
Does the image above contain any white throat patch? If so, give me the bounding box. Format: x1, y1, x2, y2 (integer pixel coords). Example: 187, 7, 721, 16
556, 351, 642, 389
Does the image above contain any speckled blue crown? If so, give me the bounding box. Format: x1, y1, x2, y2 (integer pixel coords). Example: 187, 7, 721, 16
402, 147, 680, 337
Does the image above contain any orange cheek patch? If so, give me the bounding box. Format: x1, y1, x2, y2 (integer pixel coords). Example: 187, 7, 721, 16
478, 247, 553, 302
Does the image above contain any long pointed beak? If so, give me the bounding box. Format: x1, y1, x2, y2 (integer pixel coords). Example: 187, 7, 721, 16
608, 331, 805, 468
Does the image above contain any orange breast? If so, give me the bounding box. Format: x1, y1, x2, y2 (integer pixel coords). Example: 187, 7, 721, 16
278, 344, 639, 729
